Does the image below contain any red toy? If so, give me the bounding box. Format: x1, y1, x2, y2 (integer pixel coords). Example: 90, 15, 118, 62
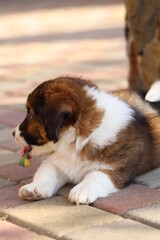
19, 146, 32, 167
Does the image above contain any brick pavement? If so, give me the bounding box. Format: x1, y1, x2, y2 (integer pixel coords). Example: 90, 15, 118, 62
0, 0, 160, 239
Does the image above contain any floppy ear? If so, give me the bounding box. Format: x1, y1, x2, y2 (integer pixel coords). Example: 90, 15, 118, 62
44, 103, 72, 143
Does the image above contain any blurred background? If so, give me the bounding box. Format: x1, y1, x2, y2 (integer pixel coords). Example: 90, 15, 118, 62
0, 0, 127, 108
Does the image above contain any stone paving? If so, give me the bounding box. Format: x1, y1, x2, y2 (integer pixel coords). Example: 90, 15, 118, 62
0, 0, 160, 239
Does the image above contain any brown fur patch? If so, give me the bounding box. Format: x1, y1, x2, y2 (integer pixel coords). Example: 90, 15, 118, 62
129, 41, 139, 87
146, 114, 160, 168
80, 89, 160, 189
20, 77, 103, 145
76, 101, 104, 138
81, 118, 155, 189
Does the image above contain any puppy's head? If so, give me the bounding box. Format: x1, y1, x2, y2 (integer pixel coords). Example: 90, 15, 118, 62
13, 78, 84, 154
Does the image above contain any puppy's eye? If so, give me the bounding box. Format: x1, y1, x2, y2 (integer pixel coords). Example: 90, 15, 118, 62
27, 113, 33, 121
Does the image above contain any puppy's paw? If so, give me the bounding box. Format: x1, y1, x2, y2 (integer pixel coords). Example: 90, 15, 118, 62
145, 80, 160, 102
19, 182, 53, 201
68, 171, 118, 205
68, 182, 97, 205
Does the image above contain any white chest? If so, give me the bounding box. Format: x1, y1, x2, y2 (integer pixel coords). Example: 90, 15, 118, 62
46, 145, 111, 184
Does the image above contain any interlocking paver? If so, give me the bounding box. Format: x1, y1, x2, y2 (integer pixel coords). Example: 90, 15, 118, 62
92, 184, 160, 215
57, 184, 73, 198
3, 196, 122, 238
0, 125, 6, 130
126, 203, 160, 229
0, 184, 28, 209
30, 237, 55, 240
0, 109, 10, 115
0, 177, 16, 189
0, 96, 26, 107
0, 149, 20, 167
0, 112, 25, 128
0, 160, 41, 182
0, 127, 13, 143
135, 168, 160, 189
0, 1, 127, 94
62, 219, 160, 240
0, 140, 21, 151
0, 220, 38, 240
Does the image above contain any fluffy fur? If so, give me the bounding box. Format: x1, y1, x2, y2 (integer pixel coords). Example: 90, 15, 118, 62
13, 77, 160, 204
145, 80, 160, 102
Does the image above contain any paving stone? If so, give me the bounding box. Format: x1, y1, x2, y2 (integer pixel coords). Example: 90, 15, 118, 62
4, 197, 122, 238
0, 127, 13, 143
30, 236, 55, 240
135, 168, 160, 189
0, 140, 21, 151
20, 178, 32, 185
0, 109, 10, 115
92, 184, 160, 215
0, 112, 25, 127
57, 184, 73, 198
0, 125, 6, 130
0, 177, 16, 189
126, 203, 160, 229
6, 104, 26, 112
0, 96, 26, 106
0, 159, 41, 182
0, 184, 28, 209
62, 219, 160, 240
0, 149, 20, 167
0, 220, 38, 240
0, 0, 127, 94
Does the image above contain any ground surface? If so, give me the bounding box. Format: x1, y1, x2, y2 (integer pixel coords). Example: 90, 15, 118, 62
0, 0, 160, 239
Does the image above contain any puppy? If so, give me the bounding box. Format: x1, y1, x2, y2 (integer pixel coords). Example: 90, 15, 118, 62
13, 77, 160, 204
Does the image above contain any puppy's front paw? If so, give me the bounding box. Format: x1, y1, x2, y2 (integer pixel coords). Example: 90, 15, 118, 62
19, 183, 53, 200
145, 80, 160, 102
68, 171, 118, 205
68, 183, 97, 205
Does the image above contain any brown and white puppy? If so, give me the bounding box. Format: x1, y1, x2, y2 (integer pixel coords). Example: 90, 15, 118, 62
13, 77, 160, 204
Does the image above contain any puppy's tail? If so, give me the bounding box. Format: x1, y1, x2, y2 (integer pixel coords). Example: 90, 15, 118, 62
145, 80, 160, 102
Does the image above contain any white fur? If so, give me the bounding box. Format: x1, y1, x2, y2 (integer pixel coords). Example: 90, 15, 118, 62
76, 136, 90, 152
145, 80, 160, 102
30, 142, 55, 157
14, 126, 26, 146
69, 171, 118, 204
19, 162, 67, 200
45, 145, 112, 185
17, 85, 134, 203
18, 125, 114, 201
84, 86, 134, 149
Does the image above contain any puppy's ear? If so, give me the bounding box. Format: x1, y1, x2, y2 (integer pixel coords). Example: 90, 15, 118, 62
44, 103, 72, 143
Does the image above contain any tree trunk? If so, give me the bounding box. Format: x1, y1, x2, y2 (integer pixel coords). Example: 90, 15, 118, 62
125, 0, 160, 93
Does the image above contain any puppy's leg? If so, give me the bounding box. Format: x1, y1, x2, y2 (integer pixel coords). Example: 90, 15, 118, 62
19, 162, 67, 200
68, 171, 118, 205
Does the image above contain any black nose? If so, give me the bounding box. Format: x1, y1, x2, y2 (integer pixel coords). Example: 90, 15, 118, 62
12, 131, 15, 137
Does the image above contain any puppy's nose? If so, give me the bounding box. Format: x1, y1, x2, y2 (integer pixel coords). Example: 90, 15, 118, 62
12, 131, 15, 137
